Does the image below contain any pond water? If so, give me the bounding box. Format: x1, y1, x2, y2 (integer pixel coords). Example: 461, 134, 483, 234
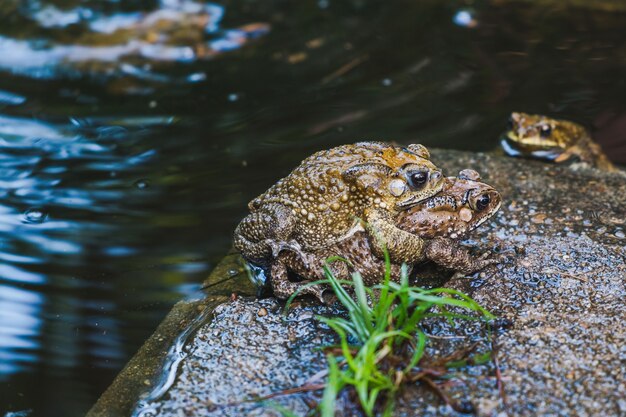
0, 0, 624, 416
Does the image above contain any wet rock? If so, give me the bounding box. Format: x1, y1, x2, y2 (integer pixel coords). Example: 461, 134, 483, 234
395, 150, 626, 416
134, 298, 340, 417
89, 150, 625, 417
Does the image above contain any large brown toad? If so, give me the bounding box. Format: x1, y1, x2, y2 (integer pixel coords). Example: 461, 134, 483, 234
234, 142, 444, 268
269, 170, 502, 300
501, 112, 618, 172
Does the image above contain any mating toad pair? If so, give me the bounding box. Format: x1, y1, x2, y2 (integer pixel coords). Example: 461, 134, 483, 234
234, 142, 501, 301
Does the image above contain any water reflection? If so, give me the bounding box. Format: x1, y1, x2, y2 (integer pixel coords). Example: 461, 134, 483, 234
0, 115, 136, 379
0, 285, 42, 376
0, 110, 206, 414
23, 0, 224, 33
0, 0, 269, 84
0, 90, 27, 106
452, 8, 478, 28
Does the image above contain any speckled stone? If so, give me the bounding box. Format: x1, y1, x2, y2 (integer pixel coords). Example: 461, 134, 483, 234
137, 298, 340, 417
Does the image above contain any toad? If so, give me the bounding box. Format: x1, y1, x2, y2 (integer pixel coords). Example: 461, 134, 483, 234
234, 142, 444, 268
269, 169, 502, 300
501, 112, 618, 172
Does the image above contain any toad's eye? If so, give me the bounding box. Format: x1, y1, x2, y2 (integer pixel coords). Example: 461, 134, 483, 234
539, 124, 552, 138
408, 171, 429, 189
476, 194, 491, 211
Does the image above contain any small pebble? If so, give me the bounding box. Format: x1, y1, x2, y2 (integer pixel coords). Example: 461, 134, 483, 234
615, 230, 625, 239
257, 308, 268, 317
531, 213, 547, 224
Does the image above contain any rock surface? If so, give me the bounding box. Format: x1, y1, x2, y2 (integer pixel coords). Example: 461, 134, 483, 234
137, 298, 340, 417
88, 149, 626, 417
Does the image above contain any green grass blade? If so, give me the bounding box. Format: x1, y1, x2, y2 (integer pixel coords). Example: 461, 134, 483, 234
308, 247, 495, 417
320, 354, 344, 417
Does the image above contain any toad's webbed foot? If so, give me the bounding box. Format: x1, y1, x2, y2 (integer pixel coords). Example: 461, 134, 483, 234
425, 237, 501, 274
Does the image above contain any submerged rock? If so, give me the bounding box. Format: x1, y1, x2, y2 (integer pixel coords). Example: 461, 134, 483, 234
88, 149, 625, 417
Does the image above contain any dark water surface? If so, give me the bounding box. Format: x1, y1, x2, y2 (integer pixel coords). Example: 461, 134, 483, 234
0, 0, 624, 415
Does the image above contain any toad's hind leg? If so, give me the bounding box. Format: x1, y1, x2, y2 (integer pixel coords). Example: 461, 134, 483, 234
270, 261, 327, 303
425, 237, 501, 274
234, 204, 305, 263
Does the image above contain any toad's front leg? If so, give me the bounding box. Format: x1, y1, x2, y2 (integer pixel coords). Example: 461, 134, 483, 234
364, 208, 426, 264
424, 237, 501, 274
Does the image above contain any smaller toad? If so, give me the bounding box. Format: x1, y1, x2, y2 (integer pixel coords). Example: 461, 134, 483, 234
269, 170, 501, 300
501, 112, 618, 172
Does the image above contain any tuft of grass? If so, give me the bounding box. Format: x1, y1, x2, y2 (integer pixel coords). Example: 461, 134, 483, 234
287, 251, 495, 417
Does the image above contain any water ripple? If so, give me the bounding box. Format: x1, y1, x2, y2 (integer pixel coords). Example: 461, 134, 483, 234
0, 0, 268, 82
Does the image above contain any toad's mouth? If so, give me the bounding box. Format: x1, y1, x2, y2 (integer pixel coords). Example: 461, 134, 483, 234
396, 177, 445, 210
422, 195, 457, 211
397, 193, 439, 210
501, 135, 565, 161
